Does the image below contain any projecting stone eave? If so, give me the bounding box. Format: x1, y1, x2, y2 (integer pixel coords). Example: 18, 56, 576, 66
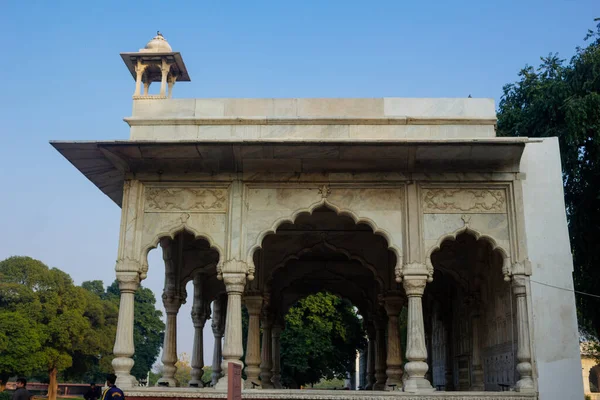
50, 137, 531, 207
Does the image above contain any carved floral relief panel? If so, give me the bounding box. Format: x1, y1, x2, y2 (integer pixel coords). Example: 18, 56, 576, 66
422, 188, 507, 214
144, 187, 228, 213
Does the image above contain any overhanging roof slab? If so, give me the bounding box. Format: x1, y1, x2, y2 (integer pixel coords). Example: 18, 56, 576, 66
51, 139, 529, 207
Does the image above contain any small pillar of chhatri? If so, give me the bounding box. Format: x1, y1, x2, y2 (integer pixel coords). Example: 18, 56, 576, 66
120, 32, 190, 99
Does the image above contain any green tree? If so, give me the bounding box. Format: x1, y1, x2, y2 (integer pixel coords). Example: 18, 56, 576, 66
0, 257, 93, 400
106, 280, 165, 380
279, 292, 366, 388
497, 24, 600, 338
62, 281, 118, 383
0, 279, 44, 391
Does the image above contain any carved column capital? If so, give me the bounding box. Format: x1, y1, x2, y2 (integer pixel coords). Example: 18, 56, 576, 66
384, 295, 404, 316
162, 291, 184, 314
218, 259, 254, 282
512, 275, 528, 297
223, 273, 246, 294
135, 61, 148, 75
398, 262, 433, 284
116, 271, 140, 293
244, 295, 263, 316
272, 324, 283, 336
403, 276, 427, 297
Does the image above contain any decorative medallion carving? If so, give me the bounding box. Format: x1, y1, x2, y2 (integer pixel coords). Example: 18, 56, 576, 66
145, 187, 228, 212
318, 184, 331, 199
422, 188, 507, 213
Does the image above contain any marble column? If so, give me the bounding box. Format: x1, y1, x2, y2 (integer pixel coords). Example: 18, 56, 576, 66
133, 61, 147, 97
167, 75, 177, 98
384, 295, 404, 390
189, 274, 209, 387
470, 310, 485, 391
403, 276, 434, 393
211, 295, 226, 387
159, 59, 170, 97
365, 324, 376, 390
373, 316, 387, 390
215, 263, 247, 390
112, 271, 140, 389
259, 314, 274, 388
513, 276, 534, 392
243, 296, 263, 388
157, 238, 184, 387
271, 324, 283, 389
444, 314, 454, 391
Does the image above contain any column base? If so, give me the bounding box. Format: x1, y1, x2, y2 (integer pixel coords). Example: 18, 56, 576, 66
115, 374, 137, 389
188, 379, 204, 388
515, 377, 535, 392
404, 377, 434, 393
384, 367, 403, 391
215, 374, 244, 391
244, 378, 261, 389
113, 357, 136, 389
156, 377, 178, 387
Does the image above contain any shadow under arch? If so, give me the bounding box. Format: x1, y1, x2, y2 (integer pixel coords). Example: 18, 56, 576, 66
425, 224, 512, 282
140, 224, 224, 280
265, 240, 385, 294
246, 200, 403, 274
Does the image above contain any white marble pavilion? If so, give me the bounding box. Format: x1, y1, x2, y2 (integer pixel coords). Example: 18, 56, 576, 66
52, 33, 584, 400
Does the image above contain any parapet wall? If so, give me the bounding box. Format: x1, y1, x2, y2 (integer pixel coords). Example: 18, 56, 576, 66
126, 98, 497, 141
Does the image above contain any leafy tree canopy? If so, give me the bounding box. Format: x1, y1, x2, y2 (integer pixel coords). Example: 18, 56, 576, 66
279, 292, 366, 388
497, 24, 600, 338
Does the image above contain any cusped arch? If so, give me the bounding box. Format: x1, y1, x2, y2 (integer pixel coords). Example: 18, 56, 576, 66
247, 198, 403, 274
140, 223, 224, 280
265, 241, 385, 293
425, 224, 512, 282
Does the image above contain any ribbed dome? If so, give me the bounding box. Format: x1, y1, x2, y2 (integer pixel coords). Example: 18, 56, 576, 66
140, 32, 172, 53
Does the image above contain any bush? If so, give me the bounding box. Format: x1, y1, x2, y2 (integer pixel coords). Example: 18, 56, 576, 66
0, 391, 12, 400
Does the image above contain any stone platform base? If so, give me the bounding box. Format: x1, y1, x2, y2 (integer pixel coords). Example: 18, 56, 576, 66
125, 388, 537, 400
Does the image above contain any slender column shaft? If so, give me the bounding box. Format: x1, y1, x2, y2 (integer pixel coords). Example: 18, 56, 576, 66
211, 296, 226, 387
112, 272, 139, 389
260, 317, 273, 388
373, 317, 387, 390
215, 271, 246, 390
143, 81, 150, 96
403, 276, 434, 393
365, 331, 376, 390
513, 276, 534, 392
160, 59, 170, 97
384, 296, 404, 390
134, 61, 146, 97
271, 324, 283, 389
190, 275, 209, 387
157, 238, 183, 387
470, 312, 484, 390
243, 296, 263, 388
167, 75, 177, 98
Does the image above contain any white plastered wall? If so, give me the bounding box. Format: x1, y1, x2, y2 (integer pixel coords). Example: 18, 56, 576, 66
520, 137, 583, 399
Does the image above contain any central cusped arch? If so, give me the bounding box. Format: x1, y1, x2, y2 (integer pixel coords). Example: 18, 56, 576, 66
246, 198, 403, 274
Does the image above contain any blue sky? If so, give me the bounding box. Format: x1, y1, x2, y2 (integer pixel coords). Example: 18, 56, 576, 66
0, 0, 597, 364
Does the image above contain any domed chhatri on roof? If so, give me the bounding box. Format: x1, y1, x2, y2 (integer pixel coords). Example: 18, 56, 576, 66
120, 32, 190, 99
140, 31, 173, 53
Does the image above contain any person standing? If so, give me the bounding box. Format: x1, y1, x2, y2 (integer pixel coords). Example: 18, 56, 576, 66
12, 378, 31, 400
101, 375, 124, 400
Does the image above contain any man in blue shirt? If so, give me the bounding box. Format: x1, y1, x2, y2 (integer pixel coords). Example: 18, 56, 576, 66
101, 374, 124, 400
